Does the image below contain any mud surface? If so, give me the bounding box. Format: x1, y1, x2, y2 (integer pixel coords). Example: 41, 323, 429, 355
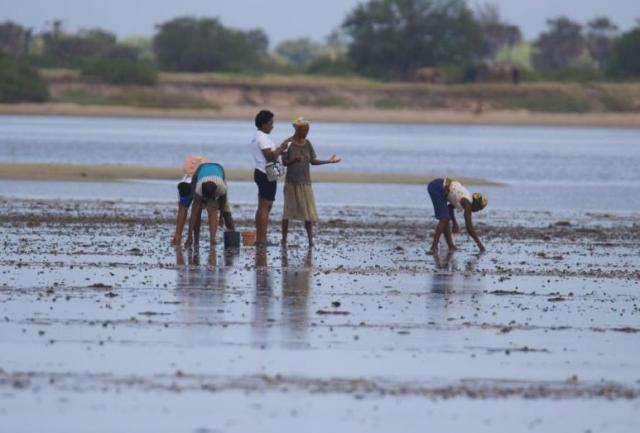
1, 198, 639, 433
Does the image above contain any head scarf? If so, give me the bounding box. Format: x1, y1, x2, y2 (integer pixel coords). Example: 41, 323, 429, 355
472, 192, 488, 210
292, 116, 310, 127
183, 155, 208, 177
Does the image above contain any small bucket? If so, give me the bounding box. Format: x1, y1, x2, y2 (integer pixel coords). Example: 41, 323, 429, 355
242, 231, 256, 246
223, 231, 240, 249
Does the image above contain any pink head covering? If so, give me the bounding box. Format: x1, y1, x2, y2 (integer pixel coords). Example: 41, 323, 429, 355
183, 155, 208, 176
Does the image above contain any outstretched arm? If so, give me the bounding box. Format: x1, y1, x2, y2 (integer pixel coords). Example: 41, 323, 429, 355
463, 201, 485, 252
311, 154, 341, 165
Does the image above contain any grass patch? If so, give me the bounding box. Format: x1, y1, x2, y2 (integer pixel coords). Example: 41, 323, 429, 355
56, 88, 219, 110
496, 89, 592, 113
296, 94, 355, 108
108, 89, 219, 109
57, 89, 108, 105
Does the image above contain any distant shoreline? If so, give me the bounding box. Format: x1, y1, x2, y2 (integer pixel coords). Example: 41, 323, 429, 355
0, 163, 502, 186
1, 103, 640, 128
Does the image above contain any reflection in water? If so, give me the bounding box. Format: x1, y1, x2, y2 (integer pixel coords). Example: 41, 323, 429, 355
430, 252, 481, 294
281, 247, 313, 342
252, 247, 274, 345
174, 246, 234, 326
428, 252, 482, 322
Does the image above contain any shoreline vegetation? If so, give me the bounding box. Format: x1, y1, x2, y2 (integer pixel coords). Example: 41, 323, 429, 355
0, 163, 501, 186
0, 70, 638, 128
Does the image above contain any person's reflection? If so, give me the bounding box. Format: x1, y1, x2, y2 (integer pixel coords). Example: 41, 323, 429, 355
281, 247, 313, 343
428, 252, 483, 323
174, 246, 227, 327
431, 252, 456, 295
252, 247, 274, 345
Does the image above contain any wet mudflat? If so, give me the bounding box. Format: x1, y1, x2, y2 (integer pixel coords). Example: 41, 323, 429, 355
1, 198, 640, 433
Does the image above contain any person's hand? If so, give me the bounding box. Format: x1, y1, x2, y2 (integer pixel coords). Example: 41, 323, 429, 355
171, 235, 179, 246
329, 154, 341, 163
296, 155, 303, 162
280, 137, 292, 150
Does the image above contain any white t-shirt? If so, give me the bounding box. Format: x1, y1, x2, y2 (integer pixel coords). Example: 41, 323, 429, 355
252, 130, 276, 174
447, 180, 472, 210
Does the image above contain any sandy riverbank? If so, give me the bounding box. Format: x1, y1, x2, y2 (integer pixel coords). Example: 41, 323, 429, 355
0, 163, 501, 186
2, 103, 640, 128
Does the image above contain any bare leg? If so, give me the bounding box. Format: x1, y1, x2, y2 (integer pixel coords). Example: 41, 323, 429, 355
207, 206, 219, 246
443, 221, 456, 251
281, 219, 289, 244
193, 206, 202, 247
172, 205, 188, 245
185, 198, 202, 248
430, 218, 449, 253
304, 221, 313, 246
255, 198, 273, 245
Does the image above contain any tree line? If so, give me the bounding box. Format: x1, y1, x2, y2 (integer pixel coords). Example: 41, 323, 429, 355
1, 0, 640, 102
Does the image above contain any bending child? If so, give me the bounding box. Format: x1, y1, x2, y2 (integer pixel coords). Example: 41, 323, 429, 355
184, 162, 235, 248
427, 177, 487, 253
171, 155, 208, 246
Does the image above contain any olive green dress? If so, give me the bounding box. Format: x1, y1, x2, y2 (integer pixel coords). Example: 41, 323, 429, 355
283, 140, 318, 222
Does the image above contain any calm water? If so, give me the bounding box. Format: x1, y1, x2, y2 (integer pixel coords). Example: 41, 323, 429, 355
1, 115, 639, 184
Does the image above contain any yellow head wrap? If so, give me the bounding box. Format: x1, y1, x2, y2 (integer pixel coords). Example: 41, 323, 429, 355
472, 192, 488, 210
292, 116, 310, 127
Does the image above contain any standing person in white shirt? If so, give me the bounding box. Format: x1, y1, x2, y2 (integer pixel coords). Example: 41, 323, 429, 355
251, 110, 291, 247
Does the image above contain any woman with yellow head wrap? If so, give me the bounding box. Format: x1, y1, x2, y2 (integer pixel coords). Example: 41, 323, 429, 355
281, 117, 341, 247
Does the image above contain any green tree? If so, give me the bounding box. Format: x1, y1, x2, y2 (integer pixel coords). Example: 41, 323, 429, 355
275, 37, 324, 68
342, 0, 481, 80
608, 25, 640, 78
475, 3, 522, 63
0, 54, 49, 102
153, 17, 268, 72
533, 17, 587, 73
0, 21, 32, 57
586, 17, 618, 69
36, 22, 141, 68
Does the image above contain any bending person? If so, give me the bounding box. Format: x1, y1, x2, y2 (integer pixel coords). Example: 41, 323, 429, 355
172, 155, 208, 246
427, 177, 487, 253
185, 162, 235, 248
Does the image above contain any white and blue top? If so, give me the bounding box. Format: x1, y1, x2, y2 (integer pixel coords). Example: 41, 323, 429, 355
192, 163, 227, 199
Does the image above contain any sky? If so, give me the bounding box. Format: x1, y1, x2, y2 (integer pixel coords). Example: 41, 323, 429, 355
1, 0, 639, 46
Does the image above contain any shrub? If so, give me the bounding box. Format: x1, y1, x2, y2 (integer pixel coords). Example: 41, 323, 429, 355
306, 56, 354, 76
81, 57, 157, 85
0, 54, 49, 102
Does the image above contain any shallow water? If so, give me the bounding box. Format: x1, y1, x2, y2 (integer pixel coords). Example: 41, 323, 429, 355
1, 115, 640, 432
3, 179, 640, 216
1, 115, 639, 183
